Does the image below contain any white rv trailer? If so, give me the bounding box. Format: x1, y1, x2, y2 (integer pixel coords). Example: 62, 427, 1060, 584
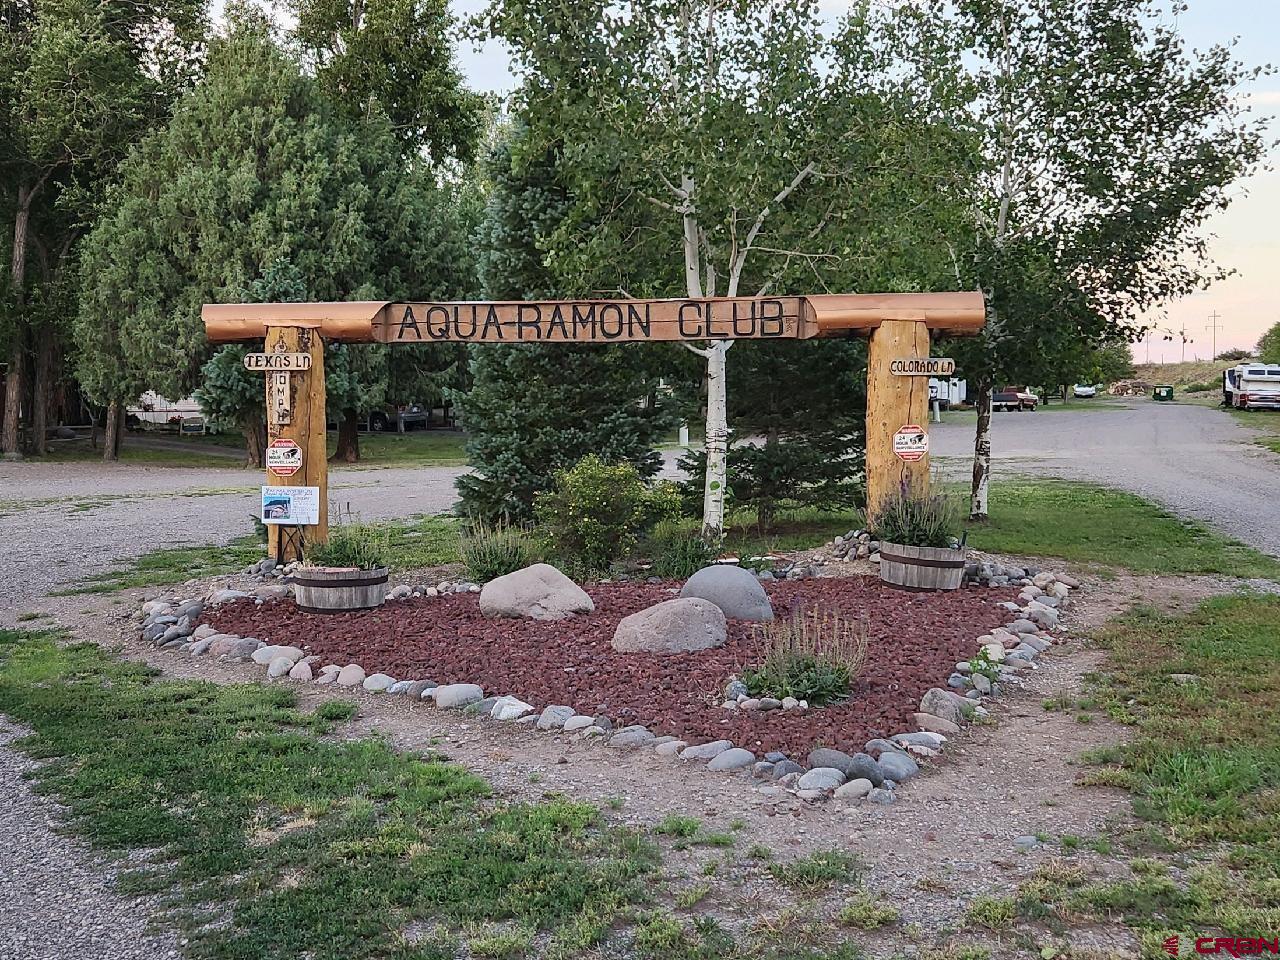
1223, 364, 1280, 410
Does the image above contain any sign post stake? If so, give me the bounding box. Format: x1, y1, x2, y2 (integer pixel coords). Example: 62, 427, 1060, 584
865, 319, 932, 517
263, 323, 328, 562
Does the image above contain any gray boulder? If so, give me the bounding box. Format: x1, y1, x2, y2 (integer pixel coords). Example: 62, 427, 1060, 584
771, 759, 804, 780
479, 564, 594, 621
808, 749, 883, 786
608, 725, 656, 748
612, 597, 727, 654
679, 565, 774, 621
876, 751, 920, 782
797, 767, 845, 791
336, 664, 366, 687
266, 656, 294, 679
434, 683, 484, 709
680, 739, 732, 761
707, 748, 755, 771
920, 687, 965, 727
680, 563, 768, 624
536, 705, 576, 730
363, 674, 396, 692
252, 645, 304, 666
834, 778, 875, 800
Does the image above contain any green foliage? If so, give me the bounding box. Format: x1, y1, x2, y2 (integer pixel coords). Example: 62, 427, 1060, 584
288, 0, 481, 160
1216, 348, 1251, 362
1182, 381, 1217, 394
1257, 322, 1280, 364
742, 609, 869, 707
965, 895, 1016, 930
679, 340, 870, 529
460, 523, 538, 583
0, 631, 659, 959
307, 523, 392, 570
314, 699, 358, 722
533, 455, 666, 573
646, 520, 716, 580
870, 490, 961, 549
75, 20, 474, 408
653, 815, 701, 839
459, 128, 676, 523
967, 647, 1001, 685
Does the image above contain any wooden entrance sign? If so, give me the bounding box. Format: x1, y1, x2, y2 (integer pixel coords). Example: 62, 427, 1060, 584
204, 292, 985, 558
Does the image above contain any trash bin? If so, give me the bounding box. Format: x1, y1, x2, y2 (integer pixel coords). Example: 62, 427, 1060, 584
1153, 384, 1174, 402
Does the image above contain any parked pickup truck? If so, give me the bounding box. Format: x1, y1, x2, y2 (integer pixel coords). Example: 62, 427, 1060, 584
992, 386, 1039, 412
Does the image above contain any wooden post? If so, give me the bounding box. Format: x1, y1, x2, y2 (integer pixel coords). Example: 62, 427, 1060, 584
264, 324, 328, 562
865, 319, 931, 517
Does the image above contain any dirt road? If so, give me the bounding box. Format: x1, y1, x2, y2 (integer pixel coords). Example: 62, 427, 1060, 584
931, 400, 1280, 557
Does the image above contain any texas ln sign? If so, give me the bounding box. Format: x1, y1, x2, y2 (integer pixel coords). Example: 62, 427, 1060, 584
204, 292, 987, 561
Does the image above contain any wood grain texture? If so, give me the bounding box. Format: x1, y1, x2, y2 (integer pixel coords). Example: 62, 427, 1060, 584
264, 325, 328, 562
865, 319, 932, 516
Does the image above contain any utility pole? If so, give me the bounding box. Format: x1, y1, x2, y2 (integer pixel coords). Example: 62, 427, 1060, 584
1206, 311, 1223, 361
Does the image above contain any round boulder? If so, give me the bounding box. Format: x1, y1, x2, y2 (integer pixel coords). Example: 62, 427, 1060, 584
679, 565, 774, 621
479, 563, 594, 621
612, 598, 727, 654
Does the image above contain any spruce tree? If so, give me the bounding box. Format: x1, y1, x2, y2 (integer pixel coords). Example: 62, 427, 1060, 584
457, 128, 675, 521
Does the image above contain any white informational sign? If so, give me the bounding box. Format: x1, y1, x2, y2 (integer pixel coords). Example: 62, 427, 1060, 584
266, 438, 303, 477
892, 424, 929, 462
261, 485, 320, 525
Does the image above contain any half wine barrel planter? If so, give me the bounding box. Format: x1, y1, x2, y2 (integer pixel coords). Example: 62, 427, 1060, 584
293, 566, 389, 613
877, 543, 965, 591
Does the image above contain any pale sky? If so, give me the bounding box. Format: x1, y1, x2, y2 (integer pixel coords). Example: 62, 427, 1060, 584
449, 0, 1279, 360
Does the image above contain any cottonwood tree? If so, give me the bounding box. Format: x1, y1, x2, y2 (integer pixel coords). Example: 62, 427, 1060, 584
1258, 322, 1280, 364
0, 0, 204, 454
890, 0, 1268, 518
289, 0, 482, 160
485, 0, 968, 539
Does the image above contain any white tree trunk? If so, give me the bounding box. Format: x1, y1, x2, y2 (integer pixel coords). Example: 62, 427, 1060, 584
969, 380, 993, 520
702, 338, 729, 540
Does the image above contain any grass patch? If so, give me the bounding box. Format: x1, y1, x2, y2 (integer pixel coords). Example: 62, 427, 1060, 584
1018, 595, 1280, 940
965, 480, 1280, 579
60, 535, 267, 594
0, 630, 659, 960
378, 514, 462, 570
331, 430, 468, 468
1229, 407, 1280, 456
838, 891, 899, 929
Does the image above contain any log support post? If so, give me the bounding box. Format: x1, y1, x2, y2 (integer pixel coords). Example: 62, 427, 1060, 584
264, 324, 328, 562
865, 319, 932, 518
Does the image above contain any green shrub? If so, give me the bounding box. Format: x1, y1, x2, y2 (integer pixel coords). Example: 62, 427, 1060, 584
647, 520, 715, 579
306, 523, 392, 570
534, 454, 659, 573
869, 489, 960, 548
1183, 380, 1217, 393
741, 607, 869, 706
459, 523, 537, 582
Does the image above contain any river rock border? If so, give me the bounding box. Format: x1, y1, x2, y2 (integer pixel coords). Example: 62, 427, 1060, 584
134, 565, 1079, 808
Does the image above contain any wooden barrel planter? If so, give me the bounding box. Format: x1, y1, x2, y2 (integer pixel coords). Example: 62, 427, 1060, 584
877, 542, 965, 591
292, 566, 389, 613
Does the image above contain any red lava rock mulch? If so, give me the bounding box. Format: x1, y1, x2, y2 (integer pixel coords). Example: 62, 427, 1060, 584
202, 577, 1016, 758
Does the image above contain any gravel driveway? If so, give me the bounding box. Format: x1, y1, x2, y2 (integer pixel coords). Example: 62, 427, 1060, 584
930, 400, 1280, 557
0, 719, 183, 960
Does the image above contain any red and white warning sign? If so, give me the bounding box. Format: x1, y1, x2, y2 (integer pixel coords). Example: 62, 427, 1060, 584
266, 437, 303, 477
892, 424, 929, 462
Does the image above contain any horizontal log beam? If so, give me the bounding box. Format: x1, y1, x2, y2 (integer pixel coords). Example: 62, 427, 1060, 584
203, 291, 985, 344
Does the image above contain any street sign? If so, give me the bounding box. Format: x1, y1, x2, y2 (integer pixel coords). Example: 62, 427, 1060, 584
266, 437, 302, 477
243, 352, 313, 372
890, 357, 955, 377
893, 423, 929, 462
